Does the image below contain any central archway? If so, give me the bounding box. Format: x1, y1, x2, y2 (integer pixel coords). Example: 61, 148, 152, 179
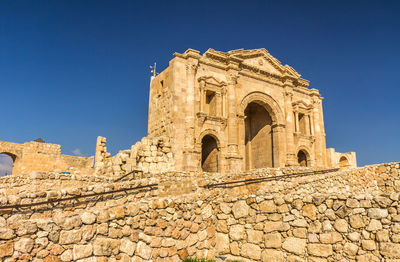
244, 102, 274, 169
201, 135, 219, 172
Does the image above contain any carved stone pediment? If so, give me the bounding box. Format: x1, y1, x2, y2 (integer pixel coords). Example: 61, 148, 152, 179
202, 48, 304, 81
241, 56, 283, 76
292, 100, 313, 110
198, 76, 226, 87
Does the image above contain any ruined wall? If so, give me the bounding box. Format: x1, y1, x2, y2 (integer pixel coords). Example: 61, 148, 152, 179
0, 140, 94, 175
326, 148, 357, 170
94, 136, 174, 177
0, 163, 399, 261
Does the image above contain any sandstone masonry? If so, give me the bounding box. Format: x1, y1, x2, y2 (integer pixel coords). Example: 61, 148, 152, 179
0, 162, 398, 261
147, 48, 357, 173
0, 140, 94, 175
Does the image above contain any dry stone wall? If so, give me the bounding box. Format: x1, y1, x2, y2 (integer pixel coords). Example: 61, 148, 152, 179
0, 163, 399, 261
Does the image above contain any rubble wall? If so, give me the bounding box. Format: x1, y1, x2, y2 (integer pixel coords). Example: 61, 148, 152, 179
0, 163, 399, 261
94, 136, 174, 177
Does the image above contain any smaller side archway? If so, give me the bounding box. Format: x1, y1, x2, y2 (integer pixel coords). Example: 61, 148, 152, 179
297, 150, 309, 167
0, 152, 16, 176
201, 135, 220, 172
339, 156, 349, 170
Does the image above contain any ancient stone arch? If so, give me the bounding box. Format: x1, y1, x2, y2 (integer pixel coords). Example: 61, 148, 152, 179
238, 92, 285, 169
196, 129, 222, 148
0, 141, 24, 175
296, 146, 313, 167
239, 91, 285, 125
339, 156, 350, 170
297, 150, 308, 167
195, 130, 222, 173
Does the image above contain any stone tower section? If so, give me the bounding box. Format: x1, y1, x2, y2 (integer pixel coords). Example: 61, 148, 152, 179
148, 48, 356, 172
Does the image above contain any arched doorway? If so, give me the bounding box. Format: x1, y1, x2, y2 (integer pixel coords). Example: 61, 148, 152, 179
0, 153, 15, 176
244, 102, 274, 170
201, 135, 219, 172
339, 156, 349, 170
297, 150, 308, 167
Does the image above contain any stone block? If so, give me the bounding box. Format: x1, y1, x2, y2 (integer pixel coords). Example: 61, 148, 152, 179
232, 200, 249, 219
241, 243, 261, 260
264, 232, 282, 248
307, 244, 333, 257
261, 249, 284, 262
73, 244, 93, 260
282, 237, 306, 255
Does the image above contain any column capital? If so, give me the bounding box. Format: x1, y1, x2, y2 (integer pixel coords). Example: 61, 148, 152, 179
227, 73, 239, 85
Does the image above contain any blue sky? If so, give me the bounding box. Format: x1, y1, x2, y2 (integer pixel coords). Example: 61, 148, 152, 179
0, 0, 399, 174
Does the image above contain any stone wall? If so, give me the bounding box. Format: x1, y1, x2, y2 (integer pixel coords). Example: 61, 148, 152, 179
94, 136, 174, 177
0, 163, 399, 261
0, 140, 94, 175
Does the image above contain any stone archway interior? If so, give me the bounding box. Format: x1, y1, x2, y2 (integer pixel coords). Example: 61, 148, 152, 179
297, 150, 308, 167
0, 153, 15, 176
201, 135, 219, 172
244, 102, 274, 170
339, 156, 349, 170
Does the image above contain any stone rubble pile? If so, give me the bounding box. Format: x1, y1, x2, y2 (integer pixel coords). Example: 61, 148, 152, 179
95, 136, 174, 177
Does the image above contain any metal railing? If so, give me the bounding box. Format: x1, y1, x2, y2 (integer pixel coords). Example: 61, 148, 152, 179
202, 168, 340, 189
0, 183, 158, 210
0, 168, 340, 210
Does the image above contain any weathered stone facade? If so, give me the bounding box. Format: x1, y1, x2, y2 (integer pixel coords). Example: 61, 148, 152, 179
148, 48, 356, 172
0, 162, 398, 261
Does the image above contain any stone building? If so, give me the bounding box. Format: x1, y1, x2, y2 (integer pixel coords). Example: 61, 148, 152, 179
148, 48, 356, 172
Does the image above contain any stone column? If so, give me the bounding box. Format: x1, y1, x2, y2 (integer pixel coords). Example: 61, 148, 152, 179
272, 124, 286, 168
216, 92, 222, 116
226, 72, 242, 171
305, 114, 311, 135
237, 113, 246, 171
222, 88, 227, 118
199, 80, 205, 113
317, 99, 328, 166
183, 59, 199, 171
309, 114, 314, 135
294, 111, 299, 133
284, 90, 296, 166
312, 100, 324, 167
226, 73, 239, 154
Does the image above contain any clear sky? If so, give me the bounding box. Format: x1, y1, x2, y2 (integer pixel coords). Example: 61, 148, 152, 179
0, 0, 399, 175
